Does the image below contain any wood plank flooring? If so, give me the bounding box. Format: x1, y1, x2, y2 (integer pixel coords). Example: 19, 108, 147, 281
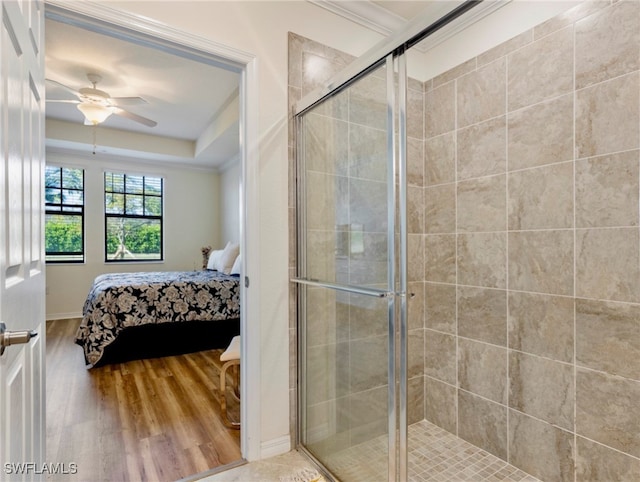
46, 318, 241, 481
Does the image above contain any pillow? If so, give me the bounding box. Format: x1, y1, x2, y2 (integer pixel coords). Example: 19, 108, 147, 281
214, 242, 239, 274
206, 249, 223, 270
230, 253, 241, 275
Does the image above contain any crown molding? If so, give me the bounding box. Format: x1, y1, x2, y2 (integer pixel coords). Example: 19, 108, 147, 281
308, 0, 512, 55
307, 0, 406, 36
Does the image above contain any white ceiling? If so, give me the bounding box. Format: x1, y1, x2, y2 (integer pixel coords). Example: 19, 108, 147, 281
45, 17, 241, 170
373, 1, 431, 21
45, 1, 425, 170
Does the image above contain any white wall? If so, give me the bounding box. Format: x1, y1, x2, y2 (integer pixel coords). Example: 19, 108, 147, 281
45, 150, 222, 319
220, 159, 240, 246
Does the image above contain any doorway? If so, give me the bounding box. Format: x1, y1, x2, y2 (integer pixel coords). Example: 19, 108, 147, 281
43, 2, 258, 478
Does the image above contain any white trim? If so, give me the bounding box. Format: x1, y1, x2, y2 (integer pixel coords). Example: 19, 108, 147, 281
412, 1, 512, 55
240, 55, 262, 462
45, 1, 254, 67
307, 0, 405, 36
46, 145, 221, 174
218, 154, 240, 173
309, 0, 512, 55
44, 0, 261, 463
260, 435, 291, 459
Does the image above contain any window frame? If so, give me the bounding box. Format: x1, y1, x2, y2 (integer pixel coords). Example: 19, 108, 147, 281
103, 171, 164, 263
45, 165, 85, 264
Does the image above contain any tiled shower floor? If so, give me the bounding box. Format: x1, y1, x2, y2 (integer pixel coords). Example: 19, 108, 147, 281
201, 420, 541, 481
322, 420, 540, 482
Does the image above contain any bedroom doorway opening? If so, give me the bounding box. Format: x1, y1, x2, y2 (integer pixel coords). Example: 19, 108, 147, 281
43, 2, 258, 480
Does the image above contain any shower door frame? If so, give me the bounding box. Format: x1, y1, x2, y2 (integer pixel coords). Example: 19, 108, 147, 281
292, 2, 496, 480
294, 52, 406, 481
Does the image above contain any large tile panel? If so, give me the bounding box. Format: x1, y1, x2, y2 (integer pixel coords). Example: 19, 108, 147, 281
576, 436, 640, 482
509, 351, 574, 430
508, 26, 573, 111
425, 132, 455, 186
457, 232, 507, 289
576, 227, 640, 303
575, 72, 640, 159
575, 150, 639, 228
509, 410, 575, 482
457, 116, 507, 181
458, 339, 507, 404
458, 391, 508, 460
508, 230, 573, 296
576, 298, 640, 381
508, 292, 574, 362
576, 368, 640, 458
457, 57, 506, 128
507, 94, 573, 171
424, 329, 457, 385
457, 175, 506, 233
575, 1, 640, 89
457, 286, 507, 346
508, 162, 573, 230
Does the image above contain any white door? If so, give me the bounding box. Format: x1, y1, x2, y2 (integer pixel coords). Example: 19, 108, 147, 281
0, 0, 46, 480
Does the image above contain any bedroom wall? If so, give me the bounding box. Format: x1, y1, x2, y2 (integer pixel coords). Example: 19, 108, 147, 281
45, 150, 222, 319
220, 159, 240, 246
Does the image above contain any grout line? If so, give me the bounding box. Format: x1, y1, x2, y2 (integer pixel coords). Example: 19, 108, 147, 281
453, 72, 460, 440
505, 49, 511, 464
572, 15, 578, 482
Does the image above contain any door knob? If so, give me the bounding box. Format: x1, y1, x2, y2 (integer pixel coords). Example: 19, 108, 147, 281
0, 322, 38, 356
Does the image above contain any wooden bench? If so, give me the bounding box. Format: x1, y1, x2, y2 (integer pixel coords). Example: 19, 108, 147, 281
219, 335, 240, 429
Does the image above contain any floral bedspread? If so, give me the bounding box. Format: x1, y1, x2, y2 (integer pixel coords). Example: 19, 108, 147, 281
75, 270, 240, 366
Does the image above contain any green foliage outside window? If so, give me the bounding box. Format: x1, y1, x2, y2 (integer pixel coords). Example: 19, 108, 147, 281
45, 166, 84, 263
104, 172, 163, 261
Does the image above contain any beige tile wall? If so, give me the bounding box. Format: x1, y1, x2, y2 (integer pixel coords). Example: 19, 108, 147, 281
289, 1, 640, 480
421, 1, 640, 480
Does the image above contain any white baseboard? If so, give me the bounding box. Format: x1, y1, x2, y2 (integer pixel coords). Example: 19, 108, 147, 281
46, 312, 82, 321
260, 435, 291, 459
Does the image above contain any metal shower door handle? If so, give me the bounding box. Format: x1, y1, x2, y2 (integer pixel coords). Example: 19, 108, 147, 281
0, 322, 38, 356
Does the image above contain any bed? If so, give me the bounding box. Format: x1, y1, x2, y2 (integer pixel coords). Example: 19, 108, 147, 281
75, 269, 240, 367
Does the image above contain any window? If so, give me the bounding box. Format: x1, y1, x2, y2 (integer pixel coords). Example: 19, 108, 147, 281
45, 165, 85, 263
104, 172, 163, 262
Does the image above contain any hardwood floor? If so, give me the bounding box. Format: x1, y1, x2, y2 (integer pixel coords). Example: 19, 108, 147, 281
46, 318, 242, 481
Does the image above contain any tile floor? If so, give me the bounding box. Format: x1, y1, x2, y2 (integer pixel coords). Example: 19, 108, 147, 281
197, 420, 540, 482
322, 420, 540, 481
195, 451, 321, 482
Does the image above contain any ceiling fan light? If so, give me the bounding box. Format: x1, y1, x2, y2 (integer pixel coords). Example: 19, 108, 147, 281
77, 102, 112, 124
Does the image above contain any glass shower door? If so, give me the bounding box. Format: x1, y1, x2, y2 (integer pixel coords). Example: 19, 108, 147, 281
295, 56, 405, 482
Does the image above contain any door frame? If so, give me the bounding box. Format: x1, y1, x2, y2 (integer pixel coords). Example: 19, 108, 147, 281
44, 0, 261, 462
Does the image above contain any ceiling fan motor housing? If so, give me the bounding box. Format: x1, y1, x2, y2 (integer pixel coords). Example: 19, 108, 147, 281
78, 87, 111, 105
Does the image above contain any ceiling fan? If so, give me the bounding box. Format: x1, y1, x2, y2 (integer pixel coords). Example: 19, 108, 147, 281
46, 73, 157, 127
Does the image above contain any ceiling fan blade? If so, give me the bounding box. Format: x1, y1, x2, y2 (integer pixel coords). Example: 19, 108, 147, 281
112, 107, 157, 127
45, 78, 81, 98
46, 99, 80, 104
110, 96, 148, 106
